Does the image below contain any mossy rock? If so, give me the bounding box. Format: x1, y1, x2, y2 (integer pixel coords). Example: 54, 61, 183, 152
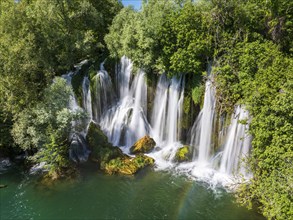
99, 146, 125, 170
86, 121, 122, 165
130, 136, 156, 154
104, 154, 155, 175
175, 146, 192, 162
71, 61, 92, 106
86, 122, 112, 150
85, 123, 155, 175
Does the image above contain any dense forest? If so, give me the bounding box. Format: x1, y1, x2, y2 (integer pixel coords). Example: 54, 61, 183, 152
0, 0, 292, 219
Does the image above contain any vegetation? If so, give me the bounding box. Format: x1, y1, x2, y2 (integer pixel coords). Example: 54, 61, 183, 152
0, 0, 122, 168
0, 0, 292, 218
105, 154, 155, 175
130, 136, 156, 154
175, 146, 192, 162
12, 77, 85, 177
105, 0, 292, 219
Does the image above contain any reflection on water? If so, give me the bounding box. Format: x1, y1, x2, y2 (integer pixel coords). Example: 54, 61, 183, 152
0, 164, 264, 220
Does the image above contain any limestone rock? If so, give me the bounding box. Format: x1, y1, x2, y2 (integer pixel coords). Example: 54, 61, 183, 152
130, 136, 156, 154
104, 154, 155, 175
175, 146, 192, 162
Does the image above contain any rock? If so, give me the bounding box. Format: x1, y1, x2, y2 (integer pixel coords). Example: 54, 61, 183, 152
0, 184, 7, 188
85, 122, 155, 175
175, 146, 192, 162
99, 146, 125, 170
69, 133, 90, 163
85, 121, 124, 167
130, 136, 156, 154
104, 154, 155, 175
86, 122, 112, 150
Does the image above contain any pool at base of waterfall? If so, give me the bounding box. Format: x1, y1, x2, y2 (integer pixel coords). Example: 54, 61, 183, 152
0, 164, 264, 220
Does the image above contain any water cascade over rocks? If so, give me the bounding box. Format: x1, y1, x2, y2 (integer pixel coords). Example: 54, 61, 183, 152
62, 63, 91, 164
191, 78, 216, 165
219, 106, 252, 178
98, 57, 150, 150
68, 57, 253, 188
91, 62, 116, 122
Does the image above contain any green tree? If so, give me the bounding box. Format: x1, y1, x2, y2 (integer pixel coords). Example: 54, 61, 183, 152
0, 0, 121, 152
214, 40, 293, 219
12, 77, 85, 177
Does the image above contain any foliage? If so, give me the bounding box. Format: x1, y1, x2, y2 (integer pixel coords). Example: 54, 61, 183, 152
106, 0, 213, 76
12, 77, 85, 176
105, 154, 155, 175
0, 0, 292, 217
0, 111, 14, 156
85, 121, 123, 168
0, 0, 122, 115
175, 146, 192, 162
214, 40, 293, 219
0, 0, 121, 158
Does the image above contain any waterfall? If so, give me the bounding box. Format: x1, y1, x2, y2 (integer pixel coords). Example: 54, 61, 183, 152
219, 106, 251, 177
117, 56, 132, 99
92, 63, 116, 122
190, 79, 216, 165
148, 74, 185, 169
151, 74, 169, 142
62, 69, 90, 163
151, 74, 184, 145
99, 58, 150, 149
82, 76, 92, 120
197, 79, 216, 163
68, 56, 253, 187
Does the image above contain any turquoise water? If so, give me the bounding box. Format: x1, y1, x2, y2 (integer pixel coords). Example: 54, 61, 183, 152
0, 164, 264, 220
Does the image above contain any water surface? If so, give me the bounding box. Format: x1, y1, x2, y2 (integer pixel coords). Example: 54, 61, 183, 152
0, 164, 264, 220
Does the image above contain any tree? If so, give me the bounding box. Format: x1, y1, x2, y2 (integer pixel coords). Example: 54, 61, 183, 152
214, 40, 293, 219
12, 77, 85, 177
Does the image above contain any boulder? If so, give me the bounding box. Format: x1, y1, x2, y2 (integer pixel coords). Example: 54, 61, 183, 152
104, 154, 154, 175
69, 133, 90, 163
175, 146, 192, 162
86, 121, 112, 150
130, 136, 156, 154
85, 122, 155, 175
85, 121, 124, 167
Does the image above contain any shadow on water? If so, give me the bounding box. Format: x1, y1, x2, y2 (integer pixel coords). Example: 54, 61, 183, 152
0, 164, 264, 220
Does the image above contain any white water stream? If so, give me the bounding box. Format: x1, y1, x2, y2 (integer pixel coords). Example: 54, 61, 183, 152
68, 57, 252, 188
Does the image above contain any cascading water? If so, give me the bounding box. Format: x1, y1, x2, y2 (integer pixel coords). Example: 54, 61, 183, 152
151, 74, 184, 145
62, 68, 90, 163
91, 63, 116, 122
190, 79, 216, 165
150, 74, 169, 142
70, 56, 253, 188
197, 80, 216, 163
177, 75, 252, 187
117, 56, 132, 99
219, 106, 252, 178
99, 57, 150, 150
148, 74, 185, 169
82, 76, 92, 120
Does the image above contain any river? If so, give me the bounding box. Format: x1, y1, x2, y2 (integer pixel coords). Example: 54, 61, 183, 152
0, 163, 264, 220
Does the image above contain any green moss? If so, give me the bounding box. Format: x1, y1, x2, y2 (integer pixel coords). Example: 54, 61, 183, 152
130, 136, 156, 154
183, 95, 191, 114
85, 121, 123, 165
88, 66, 97, 81
175, 146, 192, 162
86, 122, 111, 150
104, 154, 154, 175
192, 84, 204, 106
71, 61, 93, 106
